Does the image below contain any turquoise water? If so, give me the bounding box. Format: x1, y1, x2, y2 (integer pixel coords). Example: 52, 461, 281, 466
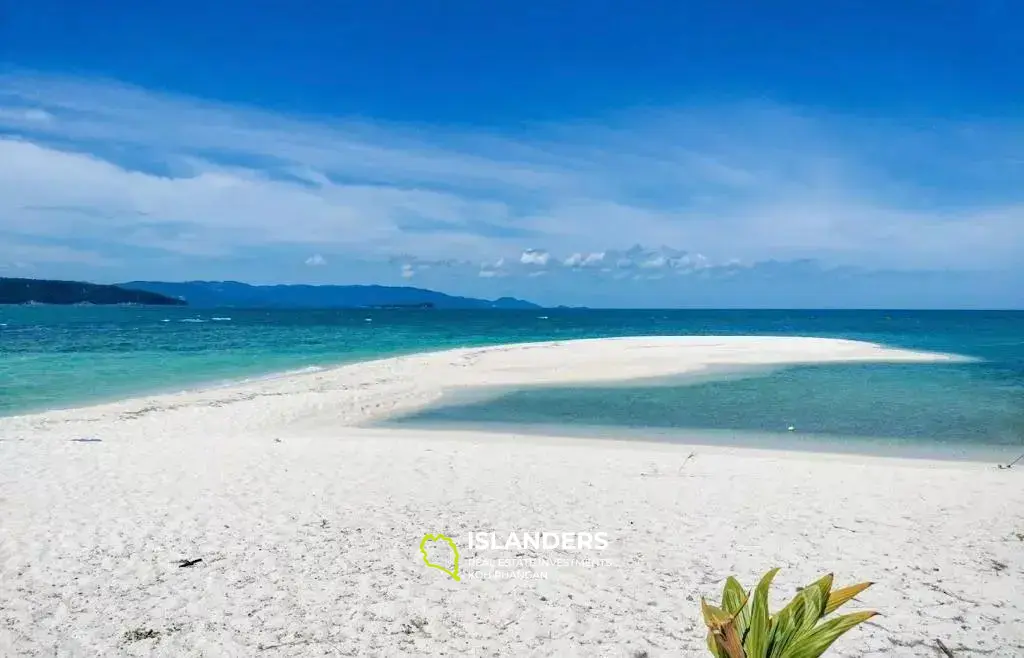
1, 307, 1021, 457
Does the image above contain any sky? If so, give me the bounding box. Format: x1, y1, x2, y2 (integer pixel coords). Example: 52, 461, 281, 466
0, 1, 1022, 308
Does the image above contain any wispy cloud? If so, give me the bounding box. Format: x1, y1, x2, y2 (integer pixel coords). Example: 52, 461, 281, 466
0, 71, 1022, 302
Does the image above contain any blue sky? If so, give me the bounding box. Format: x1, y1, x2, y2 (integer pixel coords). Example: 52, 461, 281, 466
0, 1, 1022, 308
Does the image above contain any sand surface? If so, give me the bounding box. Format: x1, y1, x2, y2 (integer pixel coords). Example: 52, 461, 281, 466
1, 336, 1022, 657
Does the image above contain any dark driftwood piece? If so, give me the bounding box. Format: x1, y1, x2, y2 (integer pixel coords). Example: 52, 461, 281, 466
998, 451, 1024, 469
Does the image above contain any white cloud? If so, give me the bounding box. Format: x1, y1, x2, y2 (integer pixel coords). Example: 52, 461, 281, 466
401, 263, 415, 279
389, 244, 723, 280
305, 253, 327, 266
520, 249, 551, 266
594, 246, 713, 272
563, 251, 605, 268
0, 71, 1021, 280
639, 255, 667, 269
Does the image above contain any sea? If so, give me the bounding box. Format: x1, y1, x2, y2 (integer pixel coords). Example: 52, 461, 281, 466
1, 307, 1022, 460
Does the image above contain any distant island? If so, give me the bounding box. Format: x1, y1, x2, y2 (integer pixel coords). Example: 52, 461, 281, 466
0, 277, 541, 309
0, 277, 186, 306
118, 280, 541, 309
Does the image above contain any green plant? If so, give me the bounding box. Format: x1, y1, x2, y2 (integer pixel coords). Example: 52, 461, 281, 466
701, 569, 876, 658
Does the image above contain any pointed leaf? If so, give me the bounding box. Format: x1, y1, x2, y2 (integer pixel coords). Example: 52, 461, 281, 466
723, 577, 751, 641
824, 582, 873, 615
808, 573, 834, 617
768, 582, 824, 658
783, 611, 878, 658
743, 568, 779, 658
702, 598, 732, 627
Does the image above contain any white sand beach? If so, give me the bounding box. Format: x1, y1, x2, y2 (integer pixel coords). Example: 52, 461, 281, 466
1, 336, 1022, 657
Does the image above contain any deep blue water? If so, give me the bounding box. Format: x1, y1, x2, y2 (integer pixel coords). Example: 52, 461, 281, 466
1, 307, 1021, 457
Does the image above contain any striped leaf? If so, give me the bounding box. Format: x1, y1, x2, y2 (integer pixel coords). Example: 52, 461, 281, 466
824, 582, 873, 615
768, 582, 824, 658
722, 577, 751, 641
782, 611, 878, 658
808, 573, 834, 617
743, 568, 780, 658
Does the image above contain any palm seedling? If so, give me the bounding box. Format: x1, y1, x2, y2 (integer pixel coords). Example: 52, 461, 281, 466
701, 569, 876, 658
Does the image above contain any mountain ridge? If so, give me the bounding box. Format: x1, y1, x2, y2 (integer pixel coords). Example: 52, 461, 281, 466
118, 280, 541, 309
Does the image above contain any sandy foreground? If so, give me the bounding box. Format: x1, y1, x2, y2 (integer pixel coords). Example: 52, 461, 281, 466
1, 336, 1022, 657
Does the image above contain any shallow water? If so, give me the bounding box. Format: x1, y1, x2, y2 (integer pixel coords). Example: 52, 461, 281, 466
1, 307, 1022, 457
382, 361, 1024, 460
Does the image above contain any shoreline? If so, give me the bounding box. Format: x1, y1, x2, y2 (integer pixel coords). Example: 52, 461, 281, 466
375, 421, 1019, 464
0, 335, 966, 425
327, 424, 1018, 470
3, 334, 995, 463
3, 336, 1022, 656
